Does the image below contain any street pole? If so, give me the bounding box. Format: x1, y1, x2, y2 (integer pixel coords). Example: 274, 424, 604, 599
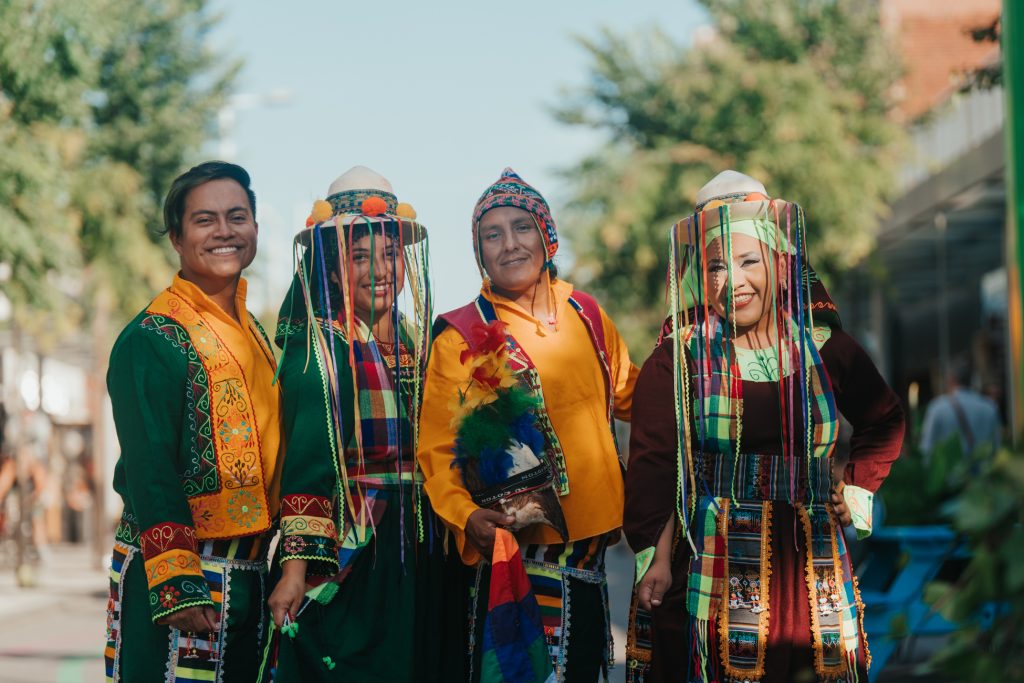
936, 212, 950, 388
1005, 0, 1024, 443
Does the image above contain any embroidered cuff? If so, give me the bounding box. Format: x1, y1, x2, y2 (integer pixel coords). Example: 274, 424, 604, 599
634, 546, 656, 585
140, 522, 211, 622
147, 561, 215, 622
843, 485, 874, 539
280, 495, 339, 575
279, 533, 339, 575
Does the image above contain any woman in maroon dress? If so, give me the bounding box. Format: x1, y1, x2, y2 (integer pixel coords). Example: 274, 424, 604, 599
623, 171, 904, 683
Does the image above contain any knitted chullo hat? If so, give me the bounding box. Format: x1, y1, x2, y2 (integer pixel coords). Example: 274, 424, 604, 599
472, 167, 558, 276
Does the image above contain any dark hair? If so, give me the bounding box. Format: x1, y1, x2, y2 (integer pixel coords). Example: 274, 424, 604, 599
161, 161, 256, 239
949, 357, 973, 388
349, 222, 399, 244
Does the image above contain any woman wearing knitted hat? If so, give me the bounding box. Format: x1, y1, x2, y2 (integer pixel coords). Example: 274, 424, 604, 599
622, 171, 904, 682
417, 168, 639, 682
263, 167, 463, 681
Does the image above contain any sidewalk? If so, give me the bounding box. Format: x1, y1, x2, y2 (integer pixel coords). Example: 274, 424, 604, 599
0, 542, 629, 683
0, 544, 109, 683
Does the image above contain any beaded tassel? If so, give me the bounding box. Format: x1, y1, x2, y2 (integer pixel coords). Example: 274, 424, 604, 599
669, 224, 698, 554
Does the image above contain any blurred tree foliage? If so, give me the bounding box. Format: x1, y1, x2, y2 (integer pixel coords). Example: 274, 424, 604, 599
920, 446, 1024, 681
0, 0, 237, 344
879, 436, 964, 526
555, 0, 906, 355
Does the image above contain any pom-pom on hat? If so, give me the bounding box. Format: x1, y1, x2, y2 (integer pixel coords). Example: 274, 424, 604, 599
472, 167, 558, 268
297, 165, 425, 245
309, 199, 333, 224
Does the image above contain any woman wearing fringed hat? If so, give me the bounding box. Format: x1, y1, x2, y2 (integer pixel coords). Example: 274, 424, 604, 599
262, 167, 463, 681
622, 171, 905, 683
417, 168, 639, 682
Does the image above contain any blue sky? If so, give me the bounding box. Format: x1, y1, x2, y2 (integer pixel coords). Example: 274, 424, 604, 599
209, 0, 706, 315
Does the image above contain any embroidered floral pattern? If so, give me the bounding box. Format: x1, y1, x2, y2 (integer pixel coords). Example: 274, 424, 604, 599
226, 490, 262, 528
281, 494, 333, 519
218, 418, 252, 444
282, 535, 307, 555
141, 314, 218, 496
814, 568, 844, 617
188, 322, 221, 359
727, 571, 767, 613
279, 494, 337, 572
144, 288, 275, 539
158, 585, 181, 609
140, 522, 198, 557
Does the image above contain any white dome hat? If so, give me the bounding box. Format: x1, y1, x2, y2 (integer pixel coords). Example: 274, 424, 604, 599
695, 170, 768, 210
327, 165, 394, 198
297, 165, 425, 245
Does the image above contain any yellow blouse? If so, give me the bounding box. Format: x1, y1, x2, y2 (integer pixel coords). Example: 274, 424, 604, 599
417, 280, 638, 564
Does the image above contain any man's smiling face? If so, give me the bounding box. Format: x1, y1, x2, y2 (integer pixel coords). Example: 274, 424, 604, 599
171, 178, 258, 290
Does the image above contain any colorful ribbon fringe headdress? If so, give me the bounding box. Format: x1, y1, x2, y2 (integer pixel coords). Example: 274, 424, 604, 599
277, 165, 433, 544
664, 171, 841, 548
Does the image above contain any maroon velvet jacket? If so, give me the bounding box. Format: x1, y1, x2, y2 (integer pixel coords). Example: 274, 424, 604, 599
623, 326, 905, 683
625, 327, 904, 553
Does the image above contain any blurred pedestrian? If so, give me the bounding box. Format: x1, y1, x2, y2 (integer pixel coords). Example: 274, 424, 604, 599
919, 358, 1001, 460
103, 162, 281, 682
623, 171, 904, 682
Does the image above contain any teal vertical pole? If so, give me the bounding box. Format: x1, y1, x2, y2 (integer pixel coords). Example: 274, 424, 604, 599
1005, 0, 1024, 442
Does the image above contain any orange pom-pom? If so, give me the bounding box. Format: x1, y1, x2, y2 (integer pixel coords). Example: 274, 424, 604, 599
743, 192, 768, 202
310, 199, 333, 223
395, 202, 417, 220
305, 215, 315, 227
361, 197, 387, 216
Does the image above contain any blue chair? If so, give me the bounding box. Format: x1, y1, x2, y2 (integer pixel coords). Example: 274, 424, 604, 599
857, 526, 967, 681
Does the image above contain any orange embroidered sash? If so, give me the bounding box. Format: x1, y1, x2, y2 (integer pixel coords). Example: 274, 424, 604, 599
147, 288, 277, 539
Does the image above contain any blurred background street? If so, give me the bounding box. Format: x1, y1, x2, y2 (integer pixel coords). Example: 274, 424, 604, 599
0, 545, 106, 683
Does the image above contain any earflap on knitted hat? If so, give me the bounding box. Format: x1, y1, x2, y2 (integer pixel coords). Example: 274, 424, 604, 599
472, 168, 558, 276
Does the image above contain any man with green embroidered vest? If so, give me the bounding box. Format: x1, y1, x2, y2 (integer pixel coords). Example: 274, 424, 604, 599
103, 161, 282, 682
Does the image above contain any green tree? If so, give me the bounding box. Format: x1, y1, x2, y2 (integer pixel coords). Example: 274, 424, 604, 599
80, 0, 240, 323
0, 1, 103, 340
0, 0, 238, 343
556, 0, 905, 354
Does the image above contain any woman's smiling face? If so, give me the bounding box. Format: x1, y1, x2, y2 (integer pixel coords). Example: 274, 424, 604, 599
706, 232, 780, 331
346, 232, 405, 325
